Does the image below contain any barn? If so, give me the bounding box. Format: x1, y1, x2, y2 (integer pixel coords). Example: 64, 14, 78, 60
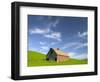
46, 48, 69, 62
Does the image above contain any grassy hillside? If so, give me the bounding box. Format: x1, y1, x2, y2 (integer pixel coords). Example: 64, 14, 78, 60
28, 51, 88, 67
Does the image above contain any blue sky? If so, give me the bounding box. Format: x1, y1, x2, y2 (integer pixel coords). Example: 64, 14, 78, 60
28, 15, 88, 60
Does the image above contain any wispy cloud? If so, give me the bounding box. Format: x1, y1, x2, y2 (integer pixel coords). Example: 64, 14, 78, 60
29, 47, 38, 51
44, 32, 61, 41
38, 49, 47, 54
62, 42, 81, 49
69, 52, 87, 60
40, 41, 58, 47
38, 16, 52, 21
52, 19, 60, 27
45, 18, 60, 29
41, 46, 49, 50
74, 53, 87, 60
30, 26, 62, 41
40, 41, 46, 45
46, 22, 53, 28
62, 42, 87, 50
62, 31, 87, 50
78, 31, 87, 38
38, 16, 60, 28
51, 42, 58, 45
68, 52, 76, 58
30, 28, 50, 34
74, 43, 87, 49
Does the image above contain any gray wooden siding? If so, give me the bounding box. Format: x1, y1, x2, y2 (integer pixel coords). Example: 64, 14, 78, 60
47, 49, 57, 60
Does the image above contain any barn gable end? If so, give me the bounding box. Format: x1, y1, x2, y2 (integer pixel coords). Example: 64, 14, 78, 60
46, 48, 69, 62
46, 48, 57, 61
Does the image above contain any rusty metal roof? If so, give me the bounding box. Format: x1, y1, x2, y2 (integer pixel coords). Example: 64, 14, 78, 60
52, 48, 69, 56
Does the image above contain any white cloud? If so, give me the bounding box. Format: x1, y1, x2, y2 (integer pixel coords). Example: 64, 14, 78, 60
30, 24, 62, 41
68, 52, 76, 58
62, 42, 81, 49
69, 52, 87, 60
52, 19, 60, 27
78, 31, 87, 38
41, 46, 49, 50
51, 42, 58, 45
62, 42, 87, 50
38, 49, 47, 54
47, 22, 53, 28
38, 16, 52, 21
44, 32, 61, 41
40, 41, 57, 46
29, 47, 38, 51
74, 43, 87, 49
39, 46, 49, 54
30, 28, 50, 34
73, 53, 87, 60
30, 27, 62, 41
46, 19, 60, 28
38, 16, 60, 28
40, 41, 46, 45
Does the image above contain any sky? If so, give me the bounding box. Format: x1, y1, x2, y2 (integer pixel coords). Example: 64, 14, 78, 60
28, 15, 88, 60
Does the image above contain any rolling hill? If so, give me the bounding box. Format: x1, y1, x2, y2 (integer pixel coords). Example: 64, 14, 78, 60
28, 51, 88, 67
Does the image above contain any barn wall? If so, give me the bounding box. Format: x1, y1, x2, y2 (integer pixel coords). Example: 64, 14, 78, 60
47, 49, 57, 60
46, 48, 52, 59
57, 55, 69, 62
48, 51, 56, 60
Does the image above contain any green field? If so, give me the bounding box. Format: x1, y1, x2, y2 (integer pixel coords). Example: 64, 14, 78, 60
28, 51, 88, 67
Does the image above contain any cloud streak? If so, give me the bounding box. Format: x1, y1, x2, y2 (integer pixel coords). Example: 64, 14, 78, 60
74, 43, 87, 49
52, 19, 60, 27
44, 32, 61, 41
29, 17, 62, 41
30, 27, 62, 41
40, 41, 46, 45
62, 42, 81, 49
30, 28, 50, 34
78, 31, 87, 38
41, 46, 49, 50
69, 52, 87, 60
62, 42, 87, 50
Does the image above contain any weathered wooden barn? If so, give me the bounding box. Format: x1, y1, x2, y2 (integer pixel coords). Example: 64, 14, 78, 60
46, 48, 69, 62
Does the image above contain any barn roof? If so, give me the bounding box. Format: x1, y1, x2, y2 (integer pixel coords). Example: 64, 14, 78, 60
52, 48, 69, 56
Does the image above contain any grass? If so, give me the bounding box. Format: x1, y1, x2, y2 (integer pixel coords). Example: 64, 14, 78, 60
27, 51, 88, 67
